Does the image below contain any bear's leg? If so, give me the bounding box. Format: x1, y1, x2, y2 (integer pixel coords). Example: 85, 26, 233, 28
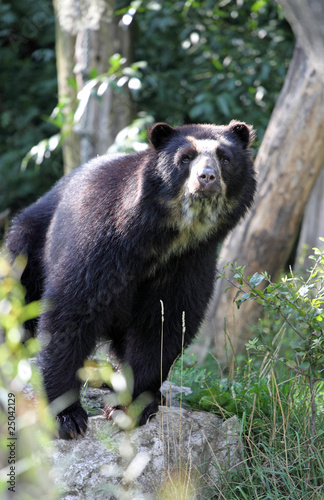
118, 248, 217, 426
7, 215, 46, 338
102, 324, 165, 426
38, 309, 98, 439
118, 327, 180, 426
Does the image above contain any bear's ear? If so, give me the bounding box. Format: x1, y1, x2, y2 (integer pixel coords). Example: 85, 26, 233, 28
228, 121, 255, 149
149, 123, 177, 150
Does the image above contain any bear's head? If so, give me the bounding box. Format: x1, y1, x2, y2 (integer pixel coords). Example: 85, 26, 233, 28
148, 121, 256, 240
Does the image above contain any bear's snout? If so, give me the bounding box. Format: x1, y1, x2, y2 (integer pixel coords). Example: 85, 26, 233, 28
193, 157, 221, 194
197, 165, 217, 187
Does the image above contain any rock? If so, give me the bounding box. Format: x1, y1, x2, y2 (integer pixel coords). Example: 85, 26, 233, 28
82, 381, 193, 414
161, 380, 193, 406
48, 406, 242, 499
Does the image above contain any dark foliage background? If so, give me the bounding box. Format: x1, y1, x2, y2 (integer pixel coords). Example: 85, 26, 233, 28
0, 0, 62, 217
131, 0, 294, 134
0, 0, 294, 221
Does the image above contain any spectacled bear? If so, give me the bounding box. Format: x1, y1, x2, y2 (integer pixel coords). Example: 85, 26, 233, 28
7, 121, 256, 439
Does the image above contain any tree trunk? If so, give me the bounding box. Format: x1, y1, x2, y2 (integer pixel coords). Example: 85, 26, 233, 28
198, 45, 324, 361
278, 0, 324, 267
73, 3, 133, 164
53, 0, 133, 173
277, 0, 324, 81
53, 0, 80, 174
296, 165, 324, 269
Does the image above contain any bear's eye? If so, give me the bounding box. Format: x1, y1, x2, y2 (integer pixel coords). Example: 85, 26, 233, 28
180, 155, 191, 164
220, 155, 230, 165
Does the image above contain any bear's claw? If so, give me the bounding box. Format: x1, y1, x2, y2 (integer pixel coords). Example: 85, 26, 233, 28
56, 405, 88, 439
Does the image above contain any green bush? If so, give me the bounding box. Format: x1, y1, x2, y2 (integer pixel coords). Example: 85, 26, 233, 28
0, 255, 57, 498
130, 0, 294, 138
170, 243, 324, 499
0, 0, 62, 221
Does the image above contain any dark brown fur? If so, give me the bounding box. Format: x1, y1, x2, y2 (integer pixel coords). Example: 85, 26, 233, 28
7, 121, 256, 438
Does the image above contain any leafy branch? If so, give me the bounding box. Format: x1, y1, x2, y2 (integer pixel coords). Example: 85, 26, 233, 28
220, 240, 324, 442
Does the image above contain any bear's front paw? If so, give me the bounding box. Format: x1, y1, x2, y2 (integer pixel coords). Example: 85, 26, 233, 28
56, 404, 88, 439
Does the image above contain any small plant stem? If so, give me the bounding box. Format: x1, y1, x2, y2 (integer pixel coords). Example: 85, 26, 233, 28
272, 369, 288, 467
160, 300, 164, 408
179, 311, 186, 486
160, 300, 166, 482
276, 307, 307, 341
308, 364, 317, 446
305, 253, 323, 287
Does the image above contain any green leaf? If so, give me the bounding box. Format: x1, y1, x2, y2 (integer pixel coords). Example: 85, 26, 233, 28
249, 272, 264, 288
67, 77, 77, 90
236, 293, 251, 309
251, 0, 268, 12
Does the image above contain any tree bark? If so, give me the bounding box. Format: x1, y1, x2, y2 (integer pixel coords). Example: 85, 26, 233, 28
277, 0, 324, 266
277, 0, 324, 81
53, 0, 133, 173
73, 3, 133, 164
296, 165, 324, 269
53, 0, 80, 174
199, 45, 324, 361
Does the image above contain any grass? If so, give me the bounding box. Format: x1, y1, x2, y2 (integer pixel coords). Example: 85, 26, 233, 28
169, 330, 324, 499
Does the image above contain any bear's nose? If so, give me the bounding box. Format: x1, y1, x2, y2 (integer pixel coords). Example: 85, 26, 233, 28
197, 166, 217, 186
193, 156, 221, 194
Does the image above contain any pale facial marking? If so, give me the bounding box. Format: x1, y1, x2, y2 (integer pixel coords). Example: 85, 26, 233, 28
185, 136, 219, 154
182, 137, 227, 200
148, 136, 234, 267
185, 136, 233, 153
